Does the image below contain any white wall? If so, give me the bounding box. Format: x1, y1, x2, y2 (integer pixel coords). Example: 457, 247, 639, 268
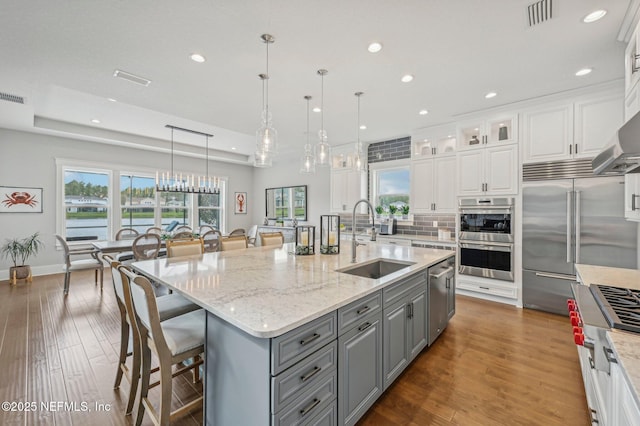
252, 150, 331, 228
0, 128, 254, 277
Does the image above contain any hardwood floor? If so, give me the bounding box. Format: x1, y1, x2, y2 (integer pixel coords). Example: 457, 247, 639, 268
0, 271, 588, 425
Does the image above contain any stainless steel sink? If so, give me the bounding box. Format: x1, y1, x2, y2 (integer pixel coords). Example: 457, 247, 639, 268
336, 259, 416, 279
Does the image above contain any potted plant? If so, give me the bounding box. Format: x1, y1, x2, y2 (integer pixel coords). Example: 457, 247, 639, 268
388, 205, 398, 216
401, 205, 410, 219
1, 232, 44, 285
375, 205, 385, 218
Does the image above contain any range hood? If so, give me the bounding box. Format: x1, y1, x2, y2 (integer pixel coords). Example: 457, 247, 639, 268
592, 110, 640, 175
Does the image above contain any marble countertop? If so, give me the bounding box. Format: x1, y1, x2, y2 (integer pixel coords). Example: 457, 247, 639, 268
575, 264, 640, 406
132, 242, 453, 338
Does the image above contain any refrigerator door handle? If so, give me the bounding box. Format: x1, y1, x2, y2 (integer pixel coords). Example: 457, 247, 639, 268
534, 271, 577, 281
575, 190, 581, 264
566, 190, 572, 263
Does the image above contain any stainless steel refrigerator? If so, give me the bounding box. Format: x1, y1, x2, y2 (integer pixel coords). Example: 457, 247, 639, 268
522, 175, 638, 315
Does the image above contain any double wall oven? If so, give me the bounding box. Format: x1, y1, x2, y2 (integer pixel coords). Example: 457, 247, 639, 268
458, 197, 514, 281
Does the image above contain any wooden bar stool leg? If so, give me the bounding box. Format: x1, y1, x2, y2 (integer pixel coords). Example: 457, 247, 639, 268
135, 344, 152, 426
114, 320, 128, 389
158, 359, 173, 426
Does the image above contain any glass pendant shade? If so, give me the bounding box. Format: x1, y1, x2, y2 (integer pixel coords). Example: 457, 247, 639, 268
315, 139, 331, 167
255, 34, 276, 166
254, 149, 272, 168
353, 92, 367, 172
257, 109, 277, 154
300, 95, 316, 174
315, 69, 331, 167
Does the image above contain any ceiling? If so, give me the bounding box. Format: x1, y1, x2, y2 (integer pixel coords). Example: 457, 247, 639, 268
0, 0, 636, 165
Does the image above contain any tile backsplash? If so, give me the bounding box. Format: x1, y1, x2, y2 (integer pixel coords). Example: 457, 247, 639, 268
339, 213, 455, 238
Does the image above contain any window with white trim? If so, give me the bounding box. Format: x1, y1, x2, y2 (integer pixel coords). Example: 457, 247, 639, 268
120, 174, 156, 234
63, 168, 111, 241
370, 160, 410, 213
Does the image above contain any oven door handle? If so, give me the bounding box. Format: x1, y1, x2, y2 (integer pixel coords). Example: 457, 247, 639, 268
459, 241, 513, 251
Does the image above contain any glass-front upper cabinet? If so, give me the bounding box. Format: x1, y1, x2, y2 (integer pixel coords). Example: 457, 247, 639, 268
411, 123, 457, 158
457, 113, 518, 150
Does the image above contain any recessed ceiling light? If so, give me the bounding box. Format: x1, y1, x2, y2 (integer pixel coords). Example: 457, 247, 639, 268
231, 147, 236, 150
575, 68, 593, 76
485, 92, 497, 99
419, 109, 428, 115
447, 135, 453, 138
423, 139, 429, 142
91, 119, 101, 124
107, 98, 117, 102
360, 125, 367, 130
190, 53, 206, 63
583, 10, 607, 23
368, 42, 383, 53
401, 74, 414, 83
312, 107, 321, 113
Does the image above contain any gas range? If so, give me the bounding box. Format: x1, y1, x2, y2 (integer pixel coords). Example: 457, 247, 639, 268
590, 284, 640, 334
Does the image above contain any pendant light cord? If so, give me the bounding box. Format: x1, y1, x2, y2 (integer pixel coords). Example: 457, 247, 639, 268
171, 127, 174, 181
320, 72, 324, 132
306, 96, 310, 148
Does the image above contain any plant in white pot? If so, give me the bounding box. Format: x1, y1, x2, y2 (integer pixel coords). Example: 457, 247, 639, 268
1, 232, 44, 286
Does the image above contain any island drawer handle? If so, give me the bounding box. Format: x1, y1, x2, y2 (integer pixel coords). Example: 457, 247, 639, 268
299, 333, 320, 346
358, 322, 372, 332
356, 306, 370, 315
299, 398, 321, 416
300, 366, 322, 382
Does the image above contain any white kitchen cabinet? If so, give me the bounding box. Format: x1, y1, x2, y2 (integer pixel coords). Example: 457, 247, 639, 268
611, 356, 640, 426
331, 169, 365, 213
411, 123, 456, 158
457, 144, 518, 196
625, 174, 640, 221
522, 93, 623, 163
410, 155, 456, 213
457, 113, 517, 150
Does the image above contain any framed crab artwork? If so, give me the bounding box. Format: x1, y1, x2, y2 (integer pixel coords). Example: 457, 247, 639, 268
0, 186, 43, 213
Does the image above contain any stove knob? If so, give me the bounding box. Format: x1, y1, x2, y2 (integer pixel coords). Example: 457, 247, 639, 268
574, 331, 584, 346
570, 312, 581, 326
567, 300, 576, 312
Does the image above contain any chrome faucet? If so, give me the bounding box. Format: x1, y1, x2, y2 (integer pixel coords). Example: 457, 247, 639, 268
351, 199, 377, 263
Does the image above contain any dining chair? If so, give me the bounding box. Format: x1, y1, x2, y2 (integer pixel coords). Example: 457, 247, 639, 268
103, 255, 199, 416
55, 235, 104, 295
198, 225, 215, 235
116, 228, 140, 240
202, 229, 222, 253
171, 231, 194, 240
132, 233, 162, 261
174, 225, 193, 233
247, 225, 258, 247
229, 228, 246, 236
259, 231, 284, 247
121, 268, 204, 426
220, 235, 248, 251
166, 237, 205, 258
146, 226, 163, 235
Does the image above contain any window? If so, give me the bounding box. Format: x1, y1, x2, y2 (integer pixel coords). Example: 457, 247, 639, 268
63, 169, 110, 240
370, 161, 410, 211
160, 192, 191, 229
120, 174, 156, 234
197, 192, 222, 230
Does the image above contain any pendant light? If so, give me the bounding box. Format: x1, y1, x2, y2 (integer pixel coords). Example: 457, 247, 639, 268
300, 95, 316, 174
315, 69, 331, 167
255, 33, 277, 167
353, 92, 367, 172
156, 125, 220, 194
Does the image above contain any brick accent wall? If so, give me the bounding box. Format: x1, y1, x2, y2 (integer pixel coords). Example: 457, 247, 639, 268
367, 136, 411, 163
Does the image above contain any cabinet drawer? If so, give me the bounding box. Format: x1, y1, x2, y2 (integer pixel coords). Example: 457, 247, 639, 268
306, 400, 337, 426
457, 279, 517, 299
272, 341, 337, 414
337, 291, 382, 335
272, 374, 337, 426
383, 270, 427, 307
272, 312, 337, 375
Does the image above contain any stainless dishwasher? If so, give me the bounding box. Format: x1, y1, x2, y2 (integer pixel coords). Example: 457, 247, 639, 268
428, 256, 455, 345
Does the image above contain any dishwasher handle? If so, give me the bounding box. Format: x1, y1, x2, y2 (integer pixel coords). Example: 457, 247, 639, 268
430, 266, 454, 280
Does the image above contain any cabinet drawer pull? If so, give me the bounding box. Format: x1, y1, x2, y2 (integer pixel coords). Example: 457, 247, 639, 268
603, 347, 618, 364
632, 194, 639, 211
299, 398, 321, 417
590, 408, 599, 424
299, 333, 320, 346
589, 356, 595, 370
358, 322, 372, 332
300, 366, 322, 382
479, 286, 490, 290
356, 305, 370, 315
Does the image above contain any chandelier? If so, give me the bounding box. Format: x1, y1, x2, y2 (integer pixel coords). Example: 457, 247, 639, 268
255, 33, 277, 167
155, 125, 220, 194
300, 95, 316, 174
315, 69, 331, 167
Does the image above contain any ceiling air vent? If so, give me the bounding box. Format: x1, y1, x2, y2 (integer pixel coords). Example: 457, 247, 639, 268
0, 91, 25, 104
528, 0, 553, 27
113, 69, 151, 87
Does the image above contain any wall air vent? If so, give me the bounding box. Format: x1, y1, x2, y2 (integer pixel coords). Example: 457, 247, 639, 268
113, 69, 151, 87
527, 0, 553, 27
0, 91, 25, 104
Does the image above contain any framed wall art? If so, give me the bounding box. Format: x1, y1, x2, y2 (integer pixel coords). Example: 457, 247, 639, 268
234, 192, 247, 214
0, 186, 43, 213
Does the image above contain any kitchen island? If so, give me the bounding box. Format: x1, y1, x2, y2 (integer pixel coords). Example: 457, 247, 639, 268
132, 242, 454, 426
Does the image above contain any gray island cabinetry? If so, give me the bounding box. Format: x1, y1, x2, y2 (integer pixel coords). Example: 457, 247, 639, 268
131, 243, 455, 426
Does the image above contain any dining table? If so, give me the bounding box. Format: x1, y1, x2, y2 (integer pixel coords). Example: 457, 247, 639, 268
91, 239, 166, 254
